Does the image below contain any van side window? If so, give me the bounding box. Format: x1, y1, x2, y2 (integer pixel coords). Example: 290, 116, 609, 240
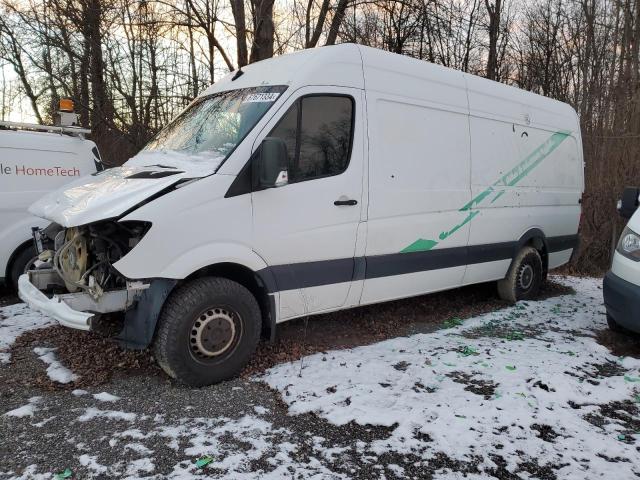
267, 95, 354, 183
269, 100, 298, 166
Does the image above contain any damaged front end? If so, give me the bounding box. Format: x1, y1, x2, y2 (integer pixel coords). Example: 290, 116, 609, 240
19, 220, 176, 348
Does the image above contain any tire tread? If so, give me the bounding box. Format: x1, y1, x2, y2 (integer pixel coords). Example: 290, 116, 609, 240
497, 246, 543, 303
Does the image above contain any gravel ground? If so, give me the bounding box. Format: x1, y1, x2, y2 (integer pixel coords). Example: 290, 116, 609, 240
0, 284, 18, 308
0, 276, 638, 479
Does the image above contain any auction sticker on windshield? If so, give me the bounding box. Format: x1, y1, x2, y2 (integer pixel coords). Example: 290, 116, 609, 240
243, 92, 281, 103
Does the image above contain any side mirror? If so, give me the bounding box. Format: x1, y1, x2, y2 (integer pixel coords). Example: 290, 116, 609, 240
254, 137, 289, 189
617, 186, 640, 220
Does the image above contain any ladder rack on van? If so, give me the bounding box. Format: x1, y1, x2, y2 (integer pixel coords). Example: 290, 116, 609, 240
0, 120, 90, 137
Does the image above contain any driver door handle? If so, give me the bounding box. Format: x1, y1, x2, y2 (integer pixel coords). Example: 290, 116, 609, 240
334, 198, 358, 206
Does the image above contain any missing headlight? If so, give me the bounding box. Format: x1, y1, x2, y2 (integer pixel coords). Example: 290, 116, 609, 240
32, 220, 151, 297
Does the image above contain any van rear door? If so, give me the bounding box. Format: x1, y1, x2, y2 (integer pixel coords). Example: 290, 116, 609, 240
251, 87, 364, 319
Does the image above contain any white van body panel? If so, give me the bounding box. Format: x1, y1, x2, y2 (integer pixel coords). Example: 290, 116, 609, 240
463, 74, 583, 285
0, 130, 97, 281
611, 249, 639, 285
24, 44, 583, 330
114, 173, 260, 277
359, 47, 471, 303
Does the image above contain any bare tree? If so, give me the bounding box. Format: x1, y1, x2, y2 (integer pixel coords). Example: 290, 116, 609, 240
484, 0, 501, 80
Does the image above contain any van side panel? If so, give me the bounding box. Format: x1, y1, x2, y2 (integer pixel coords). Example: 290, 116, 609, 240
0, 132, 97, 280
360, 50, 472, 304
462, 76, 582, 284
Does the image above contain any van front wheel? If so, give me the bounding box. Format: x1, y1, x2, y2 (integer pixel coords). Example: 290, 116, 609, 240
154, 277, 261, 386
9, 245, 36, 291
497, 247, 543, 303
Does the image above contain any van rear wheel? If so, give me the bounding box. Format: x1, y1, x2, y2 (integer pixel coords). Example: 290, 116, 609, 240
154, 277, 261, 386
497, 247, 543, 303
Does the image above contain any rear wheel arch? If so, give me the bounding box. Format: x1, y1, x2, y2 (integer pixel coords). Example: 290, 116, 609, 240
517, 228, 549, 277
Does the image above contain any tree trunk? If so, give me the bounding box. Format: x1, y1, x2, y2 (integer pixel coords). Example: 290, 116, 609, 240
484, 0, 502, 80
250, 0, 275, 63
84, 0, 112, 138
307, 0, 331, 48
326, 0, 349, 45
231, 0, 249, 67
185, 0, 199, 97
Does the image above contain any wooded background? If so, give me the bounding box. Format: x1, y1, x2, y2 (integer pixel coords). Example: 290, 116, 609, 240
0, 0, 638, 274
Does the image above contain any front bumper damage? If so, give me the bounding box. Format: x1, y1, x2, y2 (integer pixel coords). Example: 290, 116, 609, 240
18, 270, 177, 349
18, 274, 93, 330
18, 271, 148, 331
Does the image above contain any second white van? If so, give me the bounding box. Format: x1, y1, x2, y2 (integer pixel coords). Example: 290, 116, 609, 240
0, 117, 101, 289
18, 44, 583, 386
604, 187, 640, 333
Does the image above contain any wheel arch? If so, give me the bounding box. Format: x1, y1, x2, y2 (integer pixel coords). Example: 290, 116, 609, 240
516, 228, 549, 276
183, 262, 277, 342
4, 239, 35, 287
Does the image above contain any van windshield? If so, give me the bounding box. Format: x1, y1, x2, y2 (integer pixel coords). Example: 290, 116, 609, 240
143, 85, 287, 164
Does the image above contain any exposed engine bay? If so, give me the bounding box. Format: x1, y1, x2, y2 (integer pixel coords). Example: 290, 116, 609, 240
31, 220, 151, 299
21, 219, 176, 348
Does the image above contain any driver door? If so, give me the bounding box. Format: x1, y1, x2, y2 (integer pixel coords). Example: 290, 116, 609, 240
251, 87, 365, 319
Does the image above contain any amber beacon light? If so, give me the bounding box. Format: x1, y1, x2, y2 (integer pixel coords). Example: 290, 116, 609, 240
59, 98, 74, 113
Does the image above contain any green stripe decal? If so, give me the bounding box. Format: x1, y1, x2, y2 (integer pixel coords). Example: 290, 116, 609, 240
401, 131, 570, 254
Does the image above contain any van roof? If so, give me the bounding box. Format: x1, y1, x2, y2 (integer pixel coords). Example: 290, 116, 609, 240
0, 128, 96, 153
202, 43, 365, 94
201, 44, 579, 134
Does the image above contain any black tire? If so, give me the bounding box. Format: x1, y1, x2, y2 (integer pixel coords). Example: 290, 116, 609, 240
607, 314, 623, 332
154, 277, 261, 386
8, 245, 36, 291
497, 246, 544, 303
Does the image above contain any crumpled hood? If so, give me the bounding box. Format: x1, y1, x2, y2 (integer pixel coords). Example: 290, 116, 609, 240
29, 150, 223, 227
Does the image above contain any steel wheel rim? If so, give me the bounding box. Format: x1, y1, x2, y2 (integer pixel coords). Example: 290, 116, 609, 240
518, 264, 534, 291
189, 307, 239, 359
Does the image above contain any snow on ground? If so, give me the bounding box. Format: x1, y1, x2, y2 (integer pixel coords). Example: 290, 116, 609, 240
93, 392, 121, 402
33, 347, 78, 383
264, 276, 640, 479
77, 408, 139, 422
2, 397, 41, 418
2, 394, 347, 479
2, 276, 639, 479
0, 303, 53, 363
33, 412, 340, 479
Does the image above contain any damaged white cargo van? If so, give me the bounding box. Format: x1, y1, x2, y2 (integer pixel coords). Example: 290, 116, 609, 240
19, 44, 583, 386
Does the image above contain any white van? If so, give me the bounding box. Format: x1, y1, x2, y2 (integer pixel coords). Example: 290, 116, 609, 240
0, 120, 101, 289
604, 187, 640, 333
18, 44, 583, 386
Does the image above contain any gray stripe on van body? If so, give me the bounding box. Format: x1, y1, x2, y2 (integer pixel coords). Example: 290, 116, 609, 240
256, 234, 579, 293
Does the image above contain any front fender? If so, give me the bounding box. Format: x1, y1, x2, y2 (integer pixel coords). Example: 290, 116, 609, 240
113, 241, 269, 280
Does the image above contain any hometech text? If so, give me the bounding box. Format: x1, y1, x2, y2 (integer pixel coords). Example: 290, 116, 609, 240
0, 164, 80, 177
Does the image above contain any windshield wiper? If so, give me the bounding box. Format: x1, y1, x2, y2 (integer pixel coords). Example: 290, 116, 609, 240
144, 164, 178, 169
